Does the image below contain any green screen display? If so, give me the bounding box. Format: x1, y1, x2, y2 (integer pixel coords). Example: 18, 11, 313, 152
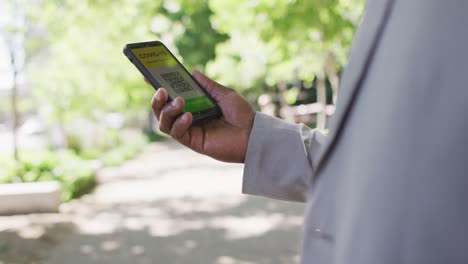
131, 45, 215, 113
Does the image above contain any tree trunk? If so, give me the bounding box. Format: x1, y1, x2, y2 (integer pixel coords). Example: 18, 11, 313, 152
57, 110, 69, 149
9, 46, 19, 162
277, 80, 293, 121
316, 70, 327, 130
326, 53, 340, 105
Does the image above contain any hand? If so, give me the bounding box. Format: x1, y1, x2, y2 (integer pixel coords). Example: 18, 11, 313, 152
151, 70, 255, 163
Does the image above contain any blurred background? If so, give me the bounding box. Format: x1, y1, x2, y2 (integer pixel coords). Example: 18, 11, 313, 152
0, 0, 365, 263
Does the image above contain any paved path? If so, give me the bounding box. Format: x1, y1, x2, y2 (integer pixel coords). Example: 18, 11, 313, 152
0, 140, 305, 264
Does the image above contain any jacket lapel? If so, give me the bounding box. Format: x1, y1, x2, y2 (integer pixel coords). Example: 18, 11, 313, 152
313, 0, 396, 175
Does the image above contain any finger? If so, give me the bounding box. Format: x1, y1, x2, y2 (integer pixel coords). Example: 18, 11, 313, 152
151, 88, 168, 119
159, 97, 185, 134
170, 112, 192, 143
192, 70, 233, 100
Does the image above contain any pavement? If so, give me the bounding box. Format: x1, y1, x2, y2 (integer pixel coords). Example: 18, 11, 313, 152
0, 139, 305, 264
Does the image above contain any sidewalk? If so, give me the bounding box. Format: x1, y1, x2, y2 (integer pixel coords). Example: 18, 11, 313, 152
0, 140, 305, 264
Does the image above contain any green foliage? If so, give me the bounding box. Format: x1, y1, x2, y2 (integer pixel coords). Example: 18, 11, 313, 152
99, 129, 148, 167
0, 97, 35, 117
23, 0, 228, 126
67, 126, 148, 163
24, 0, 157, 125
20, 0, 365, 123
18, 0, 230, 163
207, 0, 365, 90
153, 0, 228, 70
0, 129, 148, 201
101, 144, 142, 167
1, 150, 97, 201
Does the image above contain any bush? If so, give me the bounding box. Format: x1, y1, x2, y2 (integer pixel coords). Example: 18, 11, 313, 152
0, 129, 149, 202
94, 129, 148, 167
1, 150, 97, 201
71, 127, 148, 165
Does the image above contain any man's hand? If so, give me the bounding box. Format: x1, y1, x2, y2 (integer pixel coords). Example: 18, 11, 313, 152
151, 70, 255, 163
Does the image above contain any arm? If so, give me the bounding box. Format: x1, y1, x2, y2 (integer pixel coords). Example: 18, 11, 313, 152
243, 113, 326, 202
151, 71, 325, 202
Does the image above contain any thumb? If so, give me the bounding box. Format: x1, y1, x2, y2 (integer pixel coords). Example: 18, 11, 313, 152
192, 70, 232, 100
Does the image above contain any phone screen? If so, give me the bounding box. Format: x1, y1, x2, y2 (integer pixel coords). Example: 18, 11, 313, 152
129, 45, 216, 113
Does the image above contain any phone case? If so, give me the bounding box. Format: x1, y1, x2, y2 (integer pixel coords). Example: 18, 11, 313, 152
123, 41, 221, 124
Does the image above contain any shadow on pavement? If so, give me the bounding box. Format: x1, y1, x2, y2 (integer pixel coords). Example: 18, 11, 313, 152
0, 196, 304, 264
0, 140, 306, 264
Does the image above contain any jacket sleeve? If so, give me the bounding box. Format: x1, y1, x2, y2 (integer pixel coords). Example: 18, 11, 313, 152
242, 112, 326, 202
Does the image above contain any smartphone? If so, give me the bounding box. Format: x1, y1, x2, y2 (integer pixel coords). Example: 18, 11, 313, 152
123, 41, 221, 123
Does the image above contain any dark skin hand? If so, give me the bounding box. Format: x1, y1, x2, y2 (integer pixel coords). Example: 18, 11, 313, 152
150, 70, 255, 163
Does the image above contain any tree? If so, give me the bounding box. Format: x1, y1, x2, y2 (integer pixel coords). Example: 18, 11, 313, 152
146, 0, 228, 71
23, 0, 158, 145
24, 0, 227, 140
22, 0, 365, 136
0, 0, 26, 161
207, 0, 365, 128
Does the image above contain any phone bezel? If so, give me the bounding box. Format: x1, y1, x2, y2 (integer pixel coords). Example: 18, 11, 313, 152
123, 40, 222, 123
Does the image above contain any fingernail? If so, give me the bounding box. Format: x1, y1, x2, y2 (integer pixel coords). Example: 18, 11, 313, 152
155, 89, 161, 100
182, 113, 190, 122
171, 98, 179, 107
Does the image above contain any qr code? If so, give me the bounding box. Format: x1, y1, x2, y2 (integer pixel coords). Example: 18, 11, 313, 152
161, 72, 193, 93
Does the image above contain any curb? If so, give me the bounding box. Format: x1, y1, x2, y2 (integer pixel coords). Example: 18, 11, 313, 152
0, 182, 61, 215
